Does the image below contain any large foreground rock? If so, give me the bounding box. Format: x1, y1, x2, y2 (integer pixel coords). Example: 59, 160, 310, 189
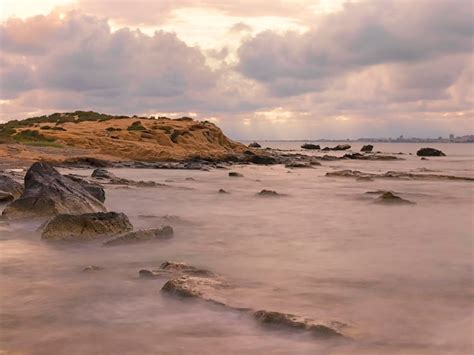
65, 175, 106, 202
41, 212, 133, 240
2, 162, 106, 219
159, 262, 352, 340
103, 226, 173, 246
416, 147, 446, 156
0, 175, 23, 202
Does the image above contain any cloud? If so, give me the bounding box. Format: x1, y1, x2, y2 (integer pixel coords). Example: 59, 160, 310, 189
237, 0, 474, 98
0, 11, 217, 113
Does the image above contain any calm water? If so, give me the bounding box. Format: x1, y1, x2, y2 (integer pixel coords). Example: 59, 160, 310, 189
1, 143, 473, 354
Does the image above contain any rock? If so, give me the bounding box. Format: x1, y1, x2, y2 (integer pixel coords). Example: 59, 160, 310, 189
301, 143, 320, 150
162, 275, 229, 299
257, 189, 280, 197
321, 147, 331, 151
374, 191, 414, 205
421, 157, 428, 160
253, 310, 347, 339
103, 226, 173, 246
91, 168, 116, 180
41, 212, 133, 241
0, 191, 15, 202
326, 169, 474, 181
356, 176, 374, 182
2, 162, 106, 219
360, 144, 374, 152
65, 175, 105, 202
343, 153, 398, 160
321, 155, 339, 161
248, 142, 261, 148
333, 144, 351, 151
248, 154, 277, 165
229, 172, 243, 177
140, 261, 215, 279
285, 162, 313, 168
61, 157, 111, 168
416, 147, 446, 157
218, 189, 229, 194
0, 174, 23, 200
83, 265, 103, 272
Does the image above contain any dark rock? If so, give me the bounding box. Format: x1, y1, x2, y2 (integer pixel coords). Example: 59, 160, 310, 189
65, 175, 105, 202
0, 175, 23, 200
248, 142, 261, 148
103, 226, 173, 246
326, 169, 474, 181
421, 157, 428, 160
257, 189, 280, 197
416, 147, 446, 157
343, 153, 398, 160
41, 212, 133, 241
374, 191, 415, 205
301, 143, 320, 150
218, 189, 229, 194
321, 147, 330, 151
333, 144, 351, 151
360, 145, 373, 152
91, 168, 116, 180
0, 191, 15, 202
248, 154, 277, 165
229, 172, 243, 177
61, 157, 111, 168
321, 155, 339, 161
254, 310, 347, 339
82, 265, 103, 272
285, 162, 313, 168
2, 162, 106, 219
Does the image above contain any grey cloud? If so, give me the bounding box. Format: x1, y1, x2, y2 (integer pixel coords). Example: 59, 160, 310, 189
237, 0, 473, 97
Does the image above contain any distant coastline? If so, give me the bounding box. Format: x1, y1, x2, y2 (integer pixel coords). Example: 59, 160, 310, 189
240, 135, 474, 144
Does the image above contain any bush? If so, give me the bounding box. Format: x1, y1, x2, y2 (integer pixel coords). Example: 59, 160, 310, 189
127, 121, 146, 131
14, 130, 55, 143
106, 127, 122, 132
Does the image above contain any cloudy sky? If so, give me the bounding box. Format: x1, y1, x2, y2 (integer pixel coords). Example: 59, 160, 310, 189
0, 0, 472, 139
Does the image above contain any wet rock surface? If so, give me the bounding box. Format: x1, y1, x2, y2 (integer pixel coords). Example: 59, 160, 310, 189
2, 162, 106, 219
360, 145, 374, 152
417, 147, 446, 157
103, 226, 173, 246
41, 212, 133, 241
65, 175, 106, 202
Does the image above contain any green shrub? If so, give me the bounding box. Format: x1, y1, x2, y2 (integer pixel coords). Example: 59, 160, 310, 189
127, 121, 146, 131
14, 130, 55, 143
106, 127, 122, 132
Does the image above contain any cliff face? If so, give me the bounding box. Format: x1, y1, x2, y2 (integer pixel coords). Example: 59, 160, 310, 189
0, 112, 247, 164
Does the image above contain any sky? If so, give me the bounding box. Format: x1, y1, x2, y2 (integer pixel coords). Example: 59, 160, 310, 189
0, 0, 472, 139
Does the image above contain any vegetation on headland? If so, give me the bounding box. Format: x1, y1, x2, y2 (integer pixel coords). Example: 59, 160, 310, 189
0, 110, 247, 163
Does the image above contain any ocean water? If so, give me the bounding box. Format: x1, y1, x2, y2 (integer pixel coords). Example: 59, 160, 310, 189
0, 143, 473, 354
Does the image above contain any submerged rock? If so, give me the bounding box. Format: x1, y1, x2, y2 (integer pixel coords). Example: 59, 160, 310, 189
2, 162, 106, 219
41, 212, 133, 241
103, 226, 173, 246
326, 169, 474, 181
374, 191, 415, 205
360, 145, 374, 152
416, 147, 446, 157
162, 275, 229, 299
248, 142, 261, 148
356, 176, 374, 182
91, 168, 116, 180
257, 189, 280, 197
254, 310, 347, 339
140, 261, 215, 279
229, 172, 243, 177
285, 162, 313, 169
82, 265, 103, 272
301, 143, 320, 150
343, 153, 398, 160
218, 189, 229, 194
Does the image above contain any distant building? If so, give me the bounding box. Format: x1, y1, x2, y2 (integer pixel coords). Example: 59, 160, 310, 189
449, 134, 455, 140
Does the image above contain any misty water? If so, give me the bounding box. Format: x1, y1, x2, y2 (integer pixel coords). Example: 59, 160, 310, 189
1, 143, 473, 354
